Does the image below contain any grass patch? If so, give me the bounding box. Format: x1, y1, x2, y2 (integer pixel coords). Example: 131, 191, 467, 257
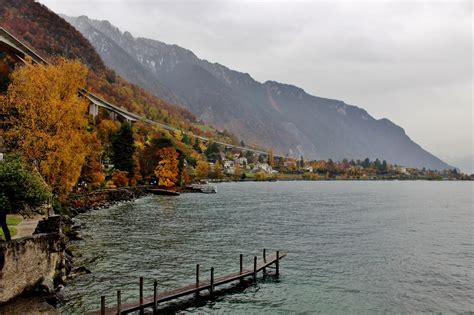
194, 124, 213, 133
0, 215, 23, 240
6, 214, 23, 226
244, 172, 256, 179
0, 226, 17, 240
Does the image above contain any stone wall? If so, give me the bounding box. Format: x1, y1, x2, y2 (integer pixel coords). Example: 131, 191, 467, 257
0, 233, 66, 303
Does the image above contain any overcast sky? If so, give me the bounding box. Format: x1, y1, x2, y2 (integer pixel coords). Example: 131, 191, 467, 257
41, 0, 473, 163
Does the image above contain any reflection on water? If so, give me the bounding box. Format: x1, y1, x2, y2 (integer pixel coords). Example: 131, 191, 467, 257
60, 181, 474, 314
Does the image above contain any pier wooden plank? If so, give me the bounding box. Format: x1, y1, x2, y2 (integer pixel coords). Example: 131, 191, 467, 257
87, 251, 286, 315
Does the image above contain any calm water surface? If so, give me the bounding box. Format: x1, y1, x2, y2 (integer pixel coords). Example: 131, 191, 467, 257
61, 181, 473, 314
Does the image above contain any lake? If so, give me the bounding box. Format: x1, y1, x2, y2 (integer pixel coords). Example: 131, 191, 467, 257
60, 181, 473, 314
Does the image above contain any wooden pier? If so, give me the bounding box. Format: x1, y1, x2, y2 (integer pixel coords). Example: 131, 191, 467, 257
87, 250, 286, 315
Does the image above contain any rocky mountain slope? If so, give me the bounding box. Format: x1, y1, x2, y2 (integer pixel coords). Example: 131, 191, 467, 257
65, 15, 451, 170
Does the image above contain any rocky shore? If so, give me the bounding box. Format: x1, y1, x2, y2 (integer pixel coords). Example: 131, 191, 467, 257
67, 186, 150, 215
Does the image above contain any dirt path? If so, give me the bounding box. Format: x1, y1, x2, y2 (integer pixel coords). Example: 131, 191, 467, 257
12, 215, 44, 239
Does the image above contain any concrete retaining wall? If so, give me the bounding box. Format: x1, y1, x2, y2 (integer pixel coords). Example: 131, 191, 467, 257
0, 233, 65, 303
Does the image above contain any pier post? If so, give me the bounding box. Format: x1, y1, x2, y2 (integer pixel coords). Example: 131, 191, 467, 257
276, 250, 280, 277
139, 277, 144, 315
253, 256, 257, 282
263, 249, 267, 275
196, 264, 200, 286
240, 254, 243, 273
117, 290, 121, 314
210, 267, 215, 295
100, 296, 105, 315
153, 280, 158, 315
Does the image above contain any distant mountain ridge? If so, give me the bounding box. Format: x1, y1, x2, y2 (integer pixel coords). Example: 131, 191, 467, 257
65, 15, 451, 170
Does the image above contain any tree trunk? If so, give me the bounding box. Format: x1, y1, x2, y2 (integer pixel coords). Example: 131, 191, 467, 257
1, 211, 11, 241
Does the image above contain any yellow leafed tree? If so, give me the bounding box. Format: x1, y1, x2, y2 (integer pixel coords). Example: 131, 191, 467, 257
154, 146, 179, 187
173, 130, 183, 141
195, 160, 209, 179
1, 58, 91, 200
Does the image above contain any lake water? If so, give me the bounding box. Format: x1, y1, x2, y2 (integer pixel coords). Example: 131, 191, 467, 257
60, 181, 474, 314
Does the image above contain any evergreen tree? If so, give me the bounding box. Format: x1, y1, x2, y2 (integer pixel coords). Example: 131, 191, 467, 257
362, 158, 370, 168
205, 142, 220, 162
193, 138, 201, 152
182, 133, 190, 145
110, 122, 135, 175
177, 151, 185, 186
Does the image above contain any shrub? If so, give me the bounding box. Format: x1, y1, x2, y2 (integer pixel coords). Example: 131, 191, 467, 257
0, 155, 51, 240
111, 170, 129, 187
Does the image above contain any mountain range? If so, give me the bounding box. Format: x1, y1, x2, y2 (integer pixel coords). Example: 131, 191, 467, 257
64, 15, 450, 170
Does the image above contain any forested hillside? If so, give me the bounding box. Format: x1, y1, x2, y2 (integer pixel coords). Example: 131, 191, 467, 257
0, 0, 233, 141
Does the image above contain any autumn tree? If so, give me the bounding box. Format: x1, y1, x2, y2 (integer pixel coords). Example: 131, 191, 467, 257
138, 137, 173, 180
174, 130, 183, 142
97, 118, 120, 159
111, 122, 135, 175
154, 146, 179, 188
129, 153, 142, 186
80, 154, 105, 189
267, 149, 274, 167
214, 160, 222, 179
255, 171, 266, 181
111, 170, 129, 187
195, 160, 209, 179
1, 58, 91, 200
79, 132, 105, 189
234, 163, 241, 179
181, 166, 190, 186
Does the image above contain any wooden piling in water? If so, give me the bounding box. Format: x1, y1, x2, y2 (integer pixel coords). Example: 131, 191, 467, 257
139, 277, 144, 315
100, 296, 105, 315
253, 256, 257, 281
263, 249, 267, 274
153, 280, 158, 314
276, 250, 280, 277
240, 254, 243, 273
117, 290, 121, 314
196, 264, 200, 286
210, 267, 215, 295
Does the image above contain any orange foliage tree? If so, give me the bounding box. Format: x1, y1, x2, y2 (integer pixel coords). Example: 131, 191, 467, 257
234, 163, 241, 179
1, 57, 92, 200
154, 147, 179, 188
129, 153, 142, 186
80, 131, 105, 189
111, 170, 129, 187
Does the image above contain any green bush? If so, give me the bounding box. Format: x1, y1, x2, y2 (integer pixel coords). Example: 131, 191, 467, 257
0, 155, 51, 240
